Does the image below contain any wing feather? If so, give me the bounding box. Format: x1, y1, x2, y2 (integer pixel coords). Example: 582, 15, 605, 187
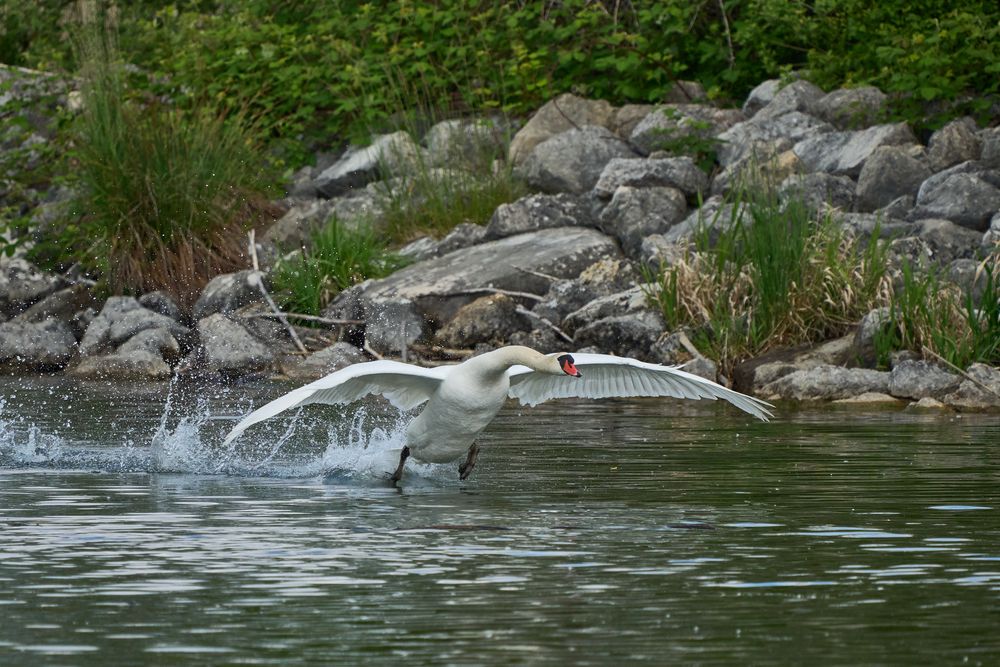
222, 360, 450, 446
508, 353, 773, 421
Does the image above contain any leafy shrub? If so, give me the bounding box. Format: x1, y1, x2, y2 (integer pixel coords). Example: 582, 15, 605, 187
646, 188, 892, 372
270, 217, 406, 317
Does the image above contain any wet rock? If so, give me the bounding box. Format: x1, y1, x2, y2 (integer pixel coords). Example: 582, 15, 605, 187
832, 392, 903, 405
630, 104, 744, 154
353, 227, 621, 326
910, 173, 1000, 231
281, 342, 366, 382
942, 363, 1000, 410
573, 310, 665, 360
107, 308, 189, 348
682, 357, 719, 383
0, 258, 63, 317
927, 117, 981, 172
70, 350, 172, 380
0, 319, 76, 371
486, 193, 594, 240
13, 284, 96, 325
716, 111, 832, 167
509, 93, 615, 164
435, 294, 531, 348
778, 172, 856, 212
733, 336, 854, 394
855, 145, 932, 212
78, 297, 142, 356
138, 291, 183, 322
907, 396, 951, 411
888, 360, 962, 400
815, 86, 887, 129
593, 157, 708, 200
599, 186, 687, 257
314, 131, 421, 198
518, 125, 638, 194
192, 270, 267, 321
760, 364, 890, 400
793, 122, 916, 177
197, 314, 275, 377
362, 296, 425, 355
118, 327, 182, 361
753, 80, 825, 121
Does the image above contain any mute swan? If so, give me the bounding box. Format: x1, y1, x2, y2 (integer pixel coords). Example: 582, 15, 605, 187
222, 346, 772, 484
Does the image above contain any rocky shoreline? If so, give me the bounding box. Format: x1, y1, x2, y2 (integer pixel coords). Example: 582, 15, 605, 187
2, 69, 999, 411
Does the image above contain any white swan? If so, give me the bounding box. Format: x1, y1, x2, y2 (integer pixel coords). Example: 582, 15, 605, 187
222, 346, 772, 483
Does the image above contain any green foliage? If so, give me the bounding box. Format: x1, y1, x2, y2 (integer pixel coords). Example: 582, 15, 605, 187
647, 188, 892, 371
50, 18, 276, 307
644, 109, 719, 173
270, 218, 406, 317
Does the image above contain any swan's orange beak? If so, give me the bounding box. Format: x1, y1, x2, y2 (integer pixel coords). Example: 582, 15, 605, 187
561, 360, 582, 377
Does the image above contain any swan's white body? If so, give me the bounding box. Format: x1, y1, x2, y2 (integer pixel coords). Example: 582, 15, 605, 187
222, 346, 772, 467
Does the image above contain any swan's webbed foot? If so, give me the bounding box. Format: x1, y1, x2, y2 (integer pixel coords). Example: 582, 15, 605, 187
390, 446, 410, 487
458, 442, 480, 481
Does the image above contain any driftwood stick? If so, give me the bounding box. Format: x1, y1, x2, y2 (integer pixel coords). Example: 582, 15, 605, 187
444, 287, 544, 302
363, 341, 384, 360
248, 230, 260, 271
249, 274, 308, 355
515, 306, 574, 344
243, 312, 363, 326
513, 266, 561, 282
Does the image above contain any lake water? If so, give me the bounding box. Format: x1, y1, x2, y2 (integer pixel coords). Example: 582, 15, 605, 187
0, 376, 998, 665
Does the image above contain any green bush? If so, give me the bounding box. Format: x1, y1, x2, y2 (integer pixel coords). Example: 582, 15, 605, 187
270, 217, 406, 317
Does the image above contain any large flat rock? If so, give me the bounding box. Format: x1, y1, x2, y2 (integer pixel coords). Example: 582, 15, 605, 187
357, 227, 621, 325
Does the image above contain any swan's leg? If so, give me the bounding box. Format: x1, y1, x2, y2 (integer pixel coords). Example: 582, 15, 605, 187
458, 442, 480, 480
390, 446, 410, 486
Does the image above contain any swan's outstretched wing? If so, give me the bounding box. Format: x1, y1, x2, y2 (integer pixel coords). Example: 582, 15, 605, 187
507, 353, 772, 421
222, 361, 451, 446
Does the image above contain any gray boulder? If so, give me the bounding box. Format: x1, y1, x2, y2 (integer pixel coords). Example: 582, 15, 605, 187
71, 350, 172, 380
437, 222, 489, 255
630, 104, 744, 154
0, 258, 63, 317
833, 212, 912, 241
435, 294, 531, 348
518, 125, 638, 194
424, 117, 506, 168
598, 186, 687, 256
639, 235, 687, 269
711, 145, 802, 196
397, 237, 439, 263
612, 104, 655, 137
855, 145, 932, 212
118, 327, 182, 360
78, 297, 143, 355
910, 173, 1000, 231
793, 122, 916, 177
593, 157, 708, 199
197, 314, 275, 377
662, 195, 751, 246
486, 193, 594, 240
531, 279, 600, 326
753, 80, 826, 121
732, 336, 855, 393
942, 363, 1000, 410
742, 79, 782, 118
888, 360, 962, 400
563, 285, 652, 333
927, 117, 981, 172
573, 310, 665, 360
980, 127, 1000, 167
314, 131, 421, 198
138, 291, 183, 322
0, 319, 76, 371
192, 270, 267, 321
716, 111, 832, 167
107, 308, 189, 349
282, 342, 366, 382
877, 195, 916, 221
13, 283, 96, 326
852, 307, 892, 366
910, 218, 984, 264
362, 296, 425, 355
778, 172, 856, 212
351, 227, 621, 327
982, 212, 1000, 249
760, 364, 891, 400
509, 93, 615, 164
261, 198, 338, 249
578, 258, 640, 294
916, 161, 1000, 200
814, 86, 887, 129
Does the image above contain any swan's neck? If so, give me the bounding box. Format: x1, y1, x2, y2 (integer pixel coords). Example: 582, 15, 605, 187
476, 346, 558, 376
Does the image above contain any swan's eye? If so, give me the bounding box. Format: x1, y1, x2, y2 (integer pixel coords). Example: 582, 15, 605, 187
557, 354, 582, 377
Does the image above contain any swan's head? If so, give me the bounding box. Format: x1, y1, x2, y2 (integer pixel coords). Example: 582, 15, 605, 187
556, 353, 582, 378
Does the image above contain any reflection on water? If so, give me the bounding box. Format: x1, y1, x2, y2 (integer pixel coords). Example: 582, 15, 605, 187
0, 376, 998, 665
